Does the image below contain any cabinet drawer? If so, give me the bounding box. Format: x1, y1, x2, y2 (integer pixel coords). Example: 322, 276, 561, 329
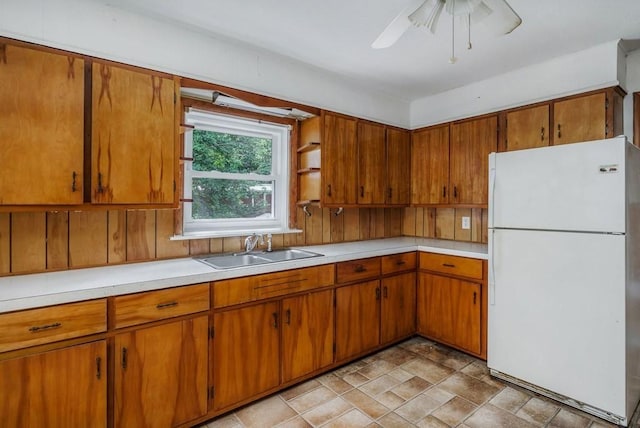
0, 299, 107, 353
113, 283, 210, 329
336, 257, 381, 283
419, 253, 483, 280
381, 252, 416, 275
213, 265, 335, 308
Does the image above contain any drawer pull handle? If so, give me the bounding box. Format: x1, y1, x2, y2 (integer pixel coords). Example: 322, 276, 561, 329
156, 301, 178, 310
383, 286, 388, 298
121, 347, 128, 370
442, 263, 456, 268
96, 357, 102, 380
28, 322, 62, 333
396, 260, 406, 266
375, 287, 381, 300
473, 291, 477, 304
285, 309, 291, 325
272, 312, 279, 329
354, 265, 366, 273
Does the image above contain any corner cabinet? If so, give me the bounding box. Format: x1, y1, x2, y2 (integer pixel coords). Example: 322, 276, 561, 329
92, 62, 177, 204
417, 252, 487, 358
0, 42, 85, 205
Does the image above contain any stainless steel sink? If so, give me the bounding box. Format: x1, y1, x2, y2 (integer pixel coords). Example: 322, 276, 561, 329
196, 248, 322, 269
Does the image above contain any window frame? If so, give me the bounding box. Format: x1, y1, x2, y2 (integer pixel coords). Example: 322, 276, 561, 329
181, 108, 293, 237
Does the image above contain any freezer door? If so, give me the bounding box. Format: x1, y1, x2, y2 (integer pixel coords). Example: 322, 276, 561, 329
488, 229, 626, 417
489, 137, 626, 233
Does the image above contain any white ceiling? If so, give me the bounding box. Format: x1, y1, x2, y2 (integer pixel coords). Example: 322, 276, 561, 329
98, 0, 640, 101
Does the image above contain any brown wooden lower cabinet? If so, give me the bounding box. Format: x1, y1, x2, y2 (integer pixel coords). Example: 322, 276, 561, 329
335, 280, 381, 361
0, 340, 107, 428
114, 316, 208, 428
281, 290, 335, 383
212, 301, 280, 411
417, 273, 481, 355
381, 272, 417, 345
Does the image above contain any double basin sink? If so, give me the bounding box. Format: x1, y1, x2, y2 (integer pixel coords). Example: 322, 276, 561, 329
196, 248, 323, 270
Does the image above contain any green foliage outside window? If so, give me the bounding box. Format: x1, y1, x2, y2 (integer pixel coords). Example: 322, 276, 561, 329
192, 129, 273, 219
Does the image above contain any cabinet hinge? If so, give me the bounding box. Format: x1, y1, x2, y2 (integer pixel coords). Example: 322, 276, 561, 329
209, 326, 214, 339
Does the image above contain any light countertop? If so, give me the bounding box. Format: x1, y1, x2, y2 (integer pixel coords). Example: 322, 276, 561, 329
0, 237, 487, 313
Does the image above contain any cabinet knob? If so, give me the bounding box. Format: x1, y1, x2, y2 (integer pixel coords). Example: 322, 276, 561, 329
96, 357, 102, 380
354, 264, 366, 273
541, 127, 545, 141
383, 286, 388, 298
360, 186, 364, 198
442, 186, 447, 198
285, 309, 291, 325
71, 171, 78, 192
327, 184, 332, 197
375, 287, 381, 300
272, 312, 279, 329
121, 347, 128, 370
557, 123, 562, 139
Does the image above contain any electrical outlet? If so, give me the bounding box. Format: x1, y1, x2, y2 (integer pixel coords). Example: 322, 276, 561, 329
461, 216, 471, 230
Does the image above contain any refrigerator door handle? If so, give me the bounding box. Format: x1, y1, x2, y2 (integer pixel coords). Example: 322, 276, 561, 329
489, 228, 496, 305
489, 164, 496, 229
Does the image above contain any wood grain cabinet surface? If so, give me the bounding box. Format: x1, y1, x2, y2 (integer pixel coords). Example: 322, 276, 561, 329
505, 104, 551, 151
0, 340, 107, 428
321, 112, 358, 206
335, 279, 381, 361
357, 121, 387, 205
0, 42, 85, 205
114, 316, 208, 428
385, 128, 411, 205
411, 125, 450, 205
381, 272, 416, 345
92, 61, 176, 204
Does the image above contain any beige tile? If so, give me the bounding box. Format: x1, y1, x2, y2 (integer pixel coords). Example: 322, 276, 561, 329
236, 395, 296, 427
376, 390, 407, 410
460, 361, 490, 379
489, 386, 531, 413
416, 415, 450, 428
516, 397, 560, 426
395, 393, 443, 423
343, 389, 390, 419
318, 373, 353, 395
274, 415, 312, 428
387, 368, 414, 383
589, 420, 621, 428
205, 414, 243, 428
431, 350, 474, 371
431, 396, 477, 426
401, 358, 455, 384
391, 376, 432, 400
281, 379, 322, 401
376, 347, 418, 366
377, 412, 415, 428
323, 408, 374, 427
358, 360, 398, 380
547, 409, 591, 428
334, 360, 368, 377
438, 372, 501, 405
301, 397, 353, 426
343, 371, 370, 387
288, 386, 338, 413
422, 386, 455, 405
464, 404, 536, 428
360, 374, 402, 396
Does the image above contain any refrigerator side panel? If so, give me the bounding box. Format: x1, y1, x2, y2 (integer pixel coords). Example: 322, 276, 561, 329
626, 142, 640, 421
491, 137, 626, 233
488, 229, 626, 417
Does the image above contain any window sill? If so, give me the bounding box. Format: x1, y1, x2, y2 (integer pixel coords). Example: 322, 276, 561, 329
170, 228, 303, 241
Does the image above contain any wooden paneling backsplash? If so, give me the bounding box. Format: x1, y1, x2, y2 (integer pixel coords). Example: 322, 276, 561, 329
0, 206, 485, 276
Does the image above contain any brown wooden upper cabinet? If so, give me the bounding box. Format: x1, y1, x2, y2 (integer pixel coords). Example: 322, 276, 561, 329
412, 116, 497, 206
321, 112, 358, 206
385, 128, 411, 205
505, 104, 550, 151
554, 89, 624, 145
357, 121, 386, 205
449, 115, 498, 205
0, 42, 85, 205
411, 125, 450, 205
92, 62, 176, 204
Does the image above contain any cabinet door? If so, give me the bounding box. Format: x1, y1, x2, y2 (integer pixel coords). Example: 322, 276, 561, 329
114, 317, 208, 428
505, 104, 550, 151
0, 340, 106, 428
0, 43, 84, 205
450, 116, 497, 205
92, 62, 175, 204
282, 290, 334, 383
411, 125, 450, 205
417, 273, 481, 355
357, 121, 386, 205
335, 280, 380, 361
553, 92, 606, 145
381, 272, 416, 345
322, 112, 357, 205
386, 128, 411, 205
213, 302, 280, 410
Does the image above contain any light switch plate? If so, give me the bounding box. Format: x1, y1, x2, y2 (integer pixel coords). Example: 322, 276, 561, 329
462, 216, 471, 230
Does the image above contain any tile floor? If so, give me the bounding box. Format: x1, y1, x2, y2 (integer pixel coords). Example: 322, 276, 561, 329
199, 337, 640, 428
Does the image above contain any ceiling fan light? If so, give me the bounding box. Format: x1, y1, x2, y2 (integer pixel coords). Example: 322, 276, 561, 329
445, 0, 482, 16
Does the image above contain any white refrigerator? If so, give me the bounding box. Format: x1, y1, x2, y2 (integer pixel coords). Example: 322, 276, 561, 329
487, 136, 640, 426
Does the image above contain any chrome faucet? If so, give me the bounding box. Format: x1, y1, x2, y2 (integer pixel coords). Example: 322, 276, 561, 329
244, 233, 263, 252
265, 233, 273, 252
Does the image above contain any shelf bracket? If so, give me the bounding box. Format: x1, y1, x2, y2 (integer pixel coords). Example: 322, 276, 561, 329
333, 207, 343, 217
302, 204, 312, 217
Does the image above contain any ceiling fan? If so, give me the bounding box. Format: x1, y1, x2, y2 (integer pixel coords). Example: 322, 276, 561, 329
372, 0, 521, 63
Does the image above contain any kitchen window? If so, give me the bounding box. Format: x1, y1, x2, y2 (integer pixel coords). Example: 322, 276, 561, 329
182, 109, 291, 237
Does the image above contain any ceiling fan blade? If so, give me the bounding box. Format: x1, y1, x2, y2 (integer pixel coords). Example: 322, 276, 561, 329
470, 1, 492, 24
409, 0, 445, 34
371, 0, 427, 49
480, 0, 522, 35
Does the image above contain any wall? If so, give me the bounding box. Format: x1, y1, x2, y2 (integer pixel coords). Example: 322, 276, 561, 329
0, 0, 410, 128
624, 49, 640, 141
410, 40, 622, 129
0, 207, 407, 276
402, 208, 488, 243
